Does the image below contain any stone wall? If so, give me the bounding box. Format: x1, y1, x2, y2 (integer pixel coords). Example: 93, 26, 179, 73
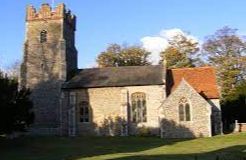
160, 80, 212, 138
208, 99, 222, 135
61, 85, 165, 136
125, 85, 165, 135
234, 120, 246, 132
22, 19, 64, 128
240, 124, 246, 132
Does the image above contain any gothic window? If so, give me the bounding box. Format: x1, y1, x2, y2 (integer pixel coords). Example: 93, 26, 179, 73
79, 101, 89, 123
131, 92, 147, 123
185, 103, 191, 121
179, 104, 185, 121
69, 92, 76, 107
179, 97, 191, 121
40, 30, 47, 43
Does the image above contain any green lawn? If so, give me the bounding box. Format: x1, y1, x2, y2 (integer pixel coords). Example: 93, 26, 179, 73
0, 133, 246, 160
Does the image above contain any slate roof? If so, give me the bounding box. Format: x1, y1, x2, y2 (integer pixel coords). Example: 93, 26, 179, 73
62, 65, 164, 89
166, 67, 220, 99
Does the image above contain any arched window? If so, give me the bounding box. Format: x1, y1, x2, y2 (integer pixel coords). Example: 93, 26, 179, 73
178, 97, 191, 121
40, 30, 47, 43
179, 103, 185, 121
69, 92, 76, 107
131, 92, 147, 123
79, 101, 89, 123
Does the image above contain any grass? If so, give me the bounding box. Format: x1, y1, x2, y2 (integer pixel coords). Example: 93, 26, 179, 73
0, 133, 245, 160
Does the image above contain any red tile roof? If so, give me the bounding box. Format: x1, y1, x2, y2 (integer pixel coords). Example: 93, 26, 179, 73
166, 67, 220, 99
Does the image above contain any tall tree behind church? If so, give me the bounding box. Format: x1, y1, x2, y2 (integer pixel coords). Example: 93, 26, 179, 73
202, 26, 246, 101
97, 44, 151, 67
160, 33, 200, 68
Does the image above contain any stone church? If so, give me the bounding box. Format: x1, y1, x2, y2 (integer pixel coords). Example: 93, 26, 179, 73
20, 3, 222, 138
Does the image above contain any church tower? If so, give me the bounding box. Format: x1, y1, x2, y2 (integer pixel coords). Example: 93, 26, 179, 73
20, 3, 77, 133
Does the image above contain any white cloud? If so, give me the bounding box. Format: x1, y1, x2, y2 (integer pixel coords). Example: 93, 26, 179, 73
141, 37, 168, 64
160, 28, 184, 38
141, 28, 199, 64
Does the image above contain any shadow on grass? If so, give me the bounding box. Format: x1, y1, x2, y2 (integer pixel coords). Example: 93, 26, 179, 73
1, 135, 246, 160
108, 145, 246, 160
0, 136, 189, 160
0, 117, 198, 160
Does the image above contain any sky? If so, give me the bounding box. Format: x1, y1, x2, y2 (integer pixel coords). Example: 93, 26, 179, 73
1, 0, 246, 69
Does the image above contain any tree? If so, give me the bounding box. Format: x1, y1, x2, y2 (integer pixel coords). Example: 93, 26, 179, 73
160, 33, 200, 68
97, 44, 151, 67
5, 60, 21, 79
221, 80, 246, 131
0, 71, 34, 135
202, 26, 246, 100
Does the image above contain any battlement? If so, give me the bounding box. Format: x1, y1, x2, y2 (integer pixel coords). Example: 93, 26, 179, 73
26, 3, 76, 30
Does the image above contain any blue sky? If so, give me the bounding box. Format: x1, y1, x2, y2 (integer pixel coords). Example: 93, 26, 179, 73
1, 0, 246, 68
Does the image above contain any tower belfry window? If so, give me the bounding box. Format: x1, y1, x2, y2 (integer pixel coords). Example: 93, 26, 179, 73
40, 30, 47, 43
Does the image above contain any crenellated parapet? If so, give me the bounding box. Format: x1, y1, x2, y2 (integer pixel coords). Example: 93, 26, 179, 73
26, 3, 76, 30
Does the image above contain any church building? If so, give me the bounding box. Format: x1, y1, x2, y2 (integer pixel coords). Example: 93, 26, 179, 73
20, 3, 222, 138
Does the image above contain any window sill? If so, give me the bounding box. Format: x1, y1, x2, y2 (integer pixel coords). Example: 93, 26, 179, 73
79, 122, 90, 124
179, 121, 193, 124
